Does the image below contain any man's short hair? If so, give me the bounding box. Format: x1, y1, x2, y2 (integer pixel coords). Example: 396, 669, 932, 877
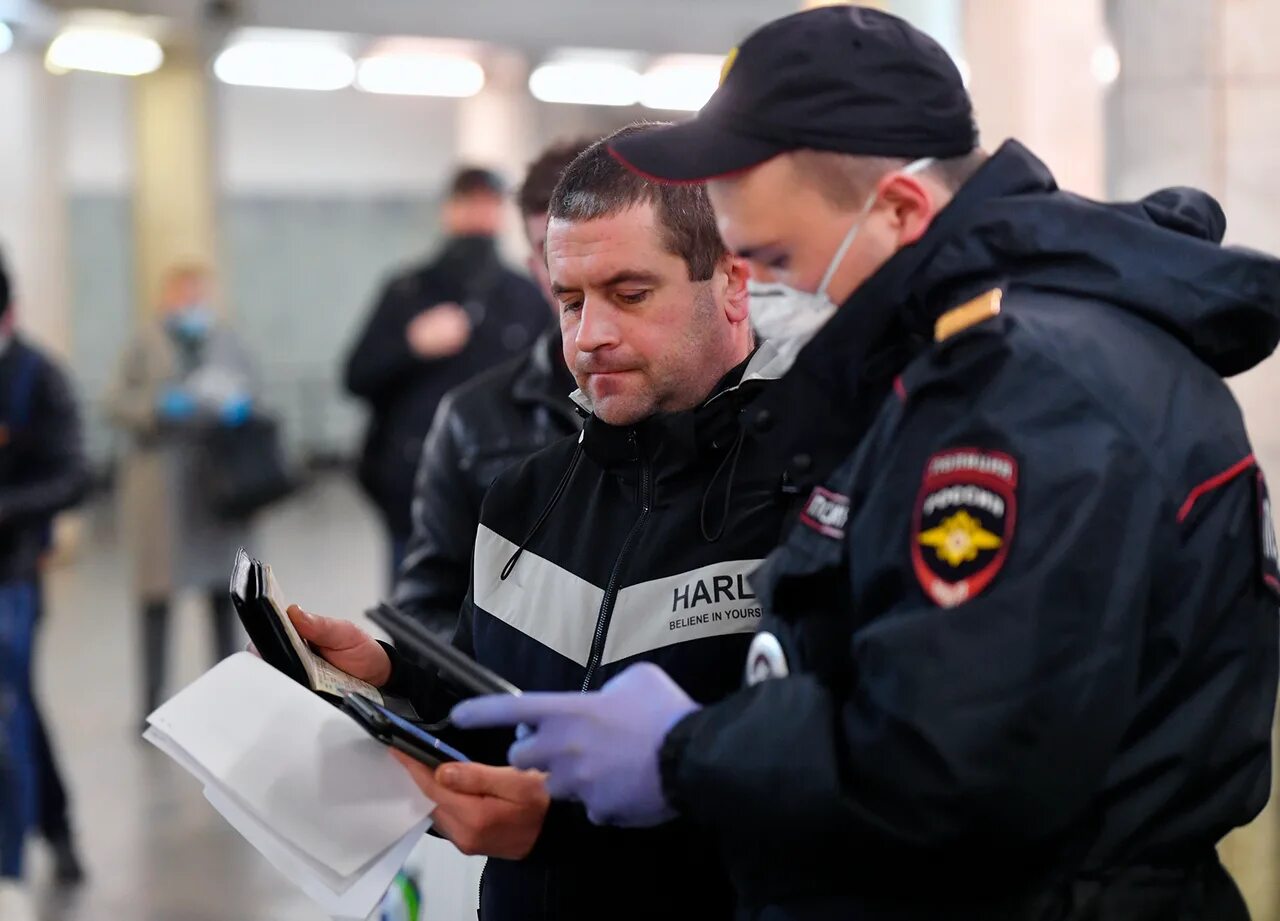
549, 123, 727, 282
789, 148, 988, 209
517, 138, 596, 220
449, 166, 506, 200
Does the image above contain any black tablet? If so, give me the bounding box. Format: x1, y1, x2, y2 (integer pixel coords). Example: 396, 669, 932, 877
368, 602, 522, 697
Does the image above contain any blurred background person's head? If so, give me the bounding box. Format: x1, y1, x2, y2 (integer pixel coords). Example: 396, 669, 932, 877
547, 124, 751, 427
442, 167, 507, 239
517, 138, 596, 305
159, 263, 215, 339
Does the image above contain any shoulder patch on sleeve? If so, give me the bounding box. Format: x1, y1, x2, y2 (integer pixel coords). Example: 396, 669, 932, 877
799, 486, 850, 539
912, 448, 1018, 608
1257, 471, 1280, 601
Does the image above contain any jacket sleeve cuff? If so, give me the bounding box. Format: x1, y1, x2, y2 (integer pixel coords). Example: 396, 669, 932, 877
525, 800, 577, 862
378, 641, 416, 699
658, 707, 705, 818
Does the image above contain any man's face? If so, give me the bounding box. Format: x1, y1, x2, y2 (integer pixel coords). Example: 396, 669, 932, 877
707, 154, 922, 307
548, 202, 744, 426
160, 273, 209, 315
523, 211, 556, 310
443, 191, 505, 238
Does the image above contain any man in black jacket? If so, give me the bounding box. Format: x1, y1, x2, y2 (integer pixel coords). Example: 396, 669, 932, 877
345, 167, 549, 580
291, 125, 797, 920
450, 8, 1280, 921
393, 139, 593, 639
0, 257, 89, 902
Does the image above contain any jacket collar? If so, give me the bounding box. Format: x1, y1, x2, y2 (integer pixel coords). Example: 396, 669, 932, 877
580, 346, 773, 471
511, 324, 578, 416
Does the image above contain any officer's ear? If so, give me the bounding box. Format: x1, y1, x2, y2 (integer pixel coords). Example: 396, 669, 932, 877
719, 255, 751, 326
874, 171, 938, 249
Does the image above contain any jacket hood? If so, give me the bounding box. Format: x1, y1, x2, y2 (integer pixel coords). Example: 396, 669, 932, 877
898, 140, 1280, 377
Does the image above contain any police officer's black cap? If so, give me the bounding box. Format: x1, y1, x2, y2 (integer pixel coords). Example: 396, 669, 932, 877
610, 5, 977, 183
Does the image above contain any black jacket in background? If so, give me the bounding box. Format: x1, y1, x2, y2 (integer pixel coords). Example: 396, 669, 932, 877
344, 236, 549, 537
0, 338, 88, 582
392, 326, 581, 638
660, 141, 1280, 921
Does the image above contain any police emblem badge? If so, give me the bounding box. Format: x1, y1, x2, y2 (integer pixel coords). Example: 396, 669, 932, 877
912, 448, 1018, 608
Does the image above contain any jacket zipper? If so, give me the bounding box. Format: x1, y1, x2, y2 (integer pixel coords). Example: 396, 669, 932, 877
580, 434, 652, 691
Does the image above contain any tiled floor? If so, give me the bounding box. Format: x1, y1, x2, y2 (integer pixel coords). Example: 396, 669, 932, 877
32, 473, 482, 921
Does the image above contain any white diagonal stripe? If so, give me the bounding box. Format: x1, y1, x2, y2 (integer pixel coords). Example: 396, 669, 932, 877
472, 525, 604, 667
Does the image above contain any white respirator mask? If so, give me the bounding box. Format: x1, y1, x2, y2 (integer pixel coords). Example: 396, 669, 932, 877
748, 156, 935, 347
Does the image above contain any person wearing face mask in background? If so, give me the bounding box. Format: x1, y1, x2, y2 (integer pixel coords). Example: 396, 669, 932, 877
107, 264, 261, 727
452, 7, 1280, 920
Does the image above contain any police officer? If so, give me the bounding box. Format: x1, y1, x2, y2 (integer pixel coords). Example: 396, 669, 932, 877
449, 7, 1280, 920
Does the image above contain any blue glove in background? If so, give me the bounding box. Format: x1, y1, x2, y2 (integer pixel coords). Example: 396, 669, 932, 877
220, 394, 253, 428
156, 388, 197, 421
451, 663, 699, 827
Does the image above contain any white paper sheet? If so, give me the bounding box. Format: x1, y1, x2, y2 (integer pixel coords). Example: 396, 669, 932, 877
204, 786, 430, 920
144, 653, 436, 920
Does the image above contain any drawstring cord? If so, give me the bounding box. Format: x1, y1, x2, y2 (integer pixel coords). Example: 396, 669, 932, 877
700, 422, 746, 542
500, 435, 585, 580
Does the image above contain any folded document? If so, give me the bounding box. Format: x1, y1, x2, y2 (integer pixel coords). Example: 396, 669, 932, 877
144, 652, 434, 920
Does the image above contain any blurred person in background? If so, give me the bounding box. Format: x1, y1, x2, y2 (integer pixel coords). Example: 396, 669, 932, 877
107, 265, 260, 726
392, 138, 594, 639
345, 167, 549, 583
0, 252, 89, 919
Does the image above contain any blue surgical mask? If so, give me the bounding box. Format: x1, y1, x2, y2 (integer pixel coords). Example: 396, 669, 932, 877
168, 304, 214, 340
749, 157, 935, 347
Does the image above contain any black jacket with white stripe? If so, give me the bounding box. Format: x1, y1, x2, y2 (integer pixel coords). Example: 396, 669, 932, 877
396, 344, 797, 921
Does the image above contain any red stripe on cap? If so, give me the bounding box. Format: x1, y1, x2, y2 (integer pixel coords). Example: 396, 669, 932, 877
607, 144, 765, 186
893, 375, 907, 402
1176, 454, 1257, 524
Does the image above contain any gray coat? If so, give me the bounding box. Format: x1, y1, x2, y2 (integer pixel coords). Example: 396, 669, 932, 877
106, 322, 260, 601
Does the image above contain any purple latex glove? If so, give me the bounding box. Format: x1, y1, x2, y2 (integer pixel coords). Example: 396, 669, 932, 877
156, 387, 197, 421
450, 663, 699, 827
220, 394, 253, 427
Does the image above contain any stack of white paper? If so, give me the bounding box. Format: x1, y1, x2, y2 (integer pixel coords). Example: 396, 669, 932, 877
144, 653, 435, 920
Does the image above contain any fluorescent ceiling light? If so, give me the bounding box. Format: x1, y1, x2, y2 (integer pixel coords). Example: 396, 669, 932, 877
45, 27, 163, 76
529, 60, 641, 106
356, 52, 485, 97
0, 22, 13, 56
640, 55, 722, 112
215, 40, 355, 91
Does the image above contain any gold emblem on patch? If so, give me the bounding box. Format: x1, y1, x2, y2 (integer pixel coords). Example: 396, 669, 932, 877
918, 510, 1003, 567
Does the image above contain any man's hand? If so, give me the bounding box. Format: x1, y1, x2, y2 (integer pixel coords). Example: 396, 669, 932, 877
407, 303, 471, 358
390, 753, 550, 860
449, 663, 699, 828
285, 605, 391, 687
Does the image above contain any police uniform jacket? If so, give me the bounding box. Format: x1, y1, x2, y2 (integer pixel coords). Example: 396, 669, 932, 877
658, 141, 1280, 921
